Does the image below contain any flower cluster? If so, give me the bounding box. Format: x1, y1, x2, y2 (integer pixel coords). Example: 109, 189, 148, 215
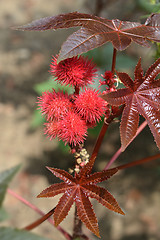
38, 55, 107, 147
99, 70, 117, 94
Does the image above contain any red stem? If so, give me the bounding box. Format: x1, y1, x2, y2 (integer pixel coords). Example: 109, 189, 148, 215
7, 189, 46, 217
111, 48, 117, 73
89, 106, 124, 169
104, 120, 148, 170
88, 48, 118, 166
23, 207, 55, 231
115, 153, 160, 171
75, 86, 80, 95
7, 189, 72, 240
90, 120, 109, 161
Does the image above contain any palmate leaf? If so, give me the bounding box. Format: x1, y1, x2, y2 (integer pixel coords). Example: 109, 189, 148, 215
103, 58, 160, 151
13, 12, 160, 61
75, 188, 99, 237
38, 161, 124, 238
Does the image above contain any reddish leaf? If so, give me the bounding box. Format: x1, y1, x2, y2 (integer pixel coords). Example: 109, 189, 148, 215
76, 188, 100, 237
84, 184, 124, 215
46, 166, 75, 183
103, 58, 160, 151
134, 58, 144, 88
37, 182, 73, 198
14, 12, 160, 61
84, 168, 118, 184
137, 98, 160, 148
120, 97, 139, 149
38, 163, 123, 237
54, 189, 75, 226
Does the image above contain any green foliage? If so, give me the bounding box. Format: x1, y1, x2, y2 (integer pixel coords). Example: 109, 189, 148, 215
0, 165, 20, 207
0, 208, 8, 222
58, 140, 70, 153
0, 227, 49, 240
83, 43, 137, 73
155, 43, 160, 59
88, 118, 104, 137
138, 0, 160, 13
34, 77, 73, 95
31, 109, 44, 129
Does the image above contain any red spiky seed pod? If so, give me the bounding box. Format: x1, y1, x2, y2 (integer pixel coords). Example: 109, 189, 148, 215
74, 88, 106, 124
45, 111, 88, 146
37, 90, 73, 121
44, 120, 62, 140
58, 111, 88, 146
50, 55, 97, 88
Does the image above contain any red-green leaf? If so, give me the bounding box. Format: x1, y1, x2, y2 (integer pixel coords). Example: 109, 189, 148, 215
120, 97, 139, 151
54, 189, 75, 226
134, 58, 144, 88
14, 12, 160, 61
137, 98, 160, 149
103, 58, 160, 151
37, 161, 122, 237
102, 88, 131, 106
46, 167, 75, 183
84, 184, 125, 215
84, 168, 118, 184
76, 189, 100, 237
37, 182, 73, 198
116, 72, 134, 90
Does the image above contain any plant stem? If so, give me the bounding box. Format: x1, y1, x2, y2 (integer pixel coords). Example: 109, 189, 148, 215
72, 206, 91, 240
72, 47, 118, 239
23, 207, 55, 231
104, 120, 148, 169
89, 105, 124, 169
90, 119, 109, 161
72, 206, 83, 239
88, 47, 118, 167
111, 48, 117, 73
7, 188, 71, 240
75, 86, 80, 95
111, 153, 160, 171
118, 152, 160, 170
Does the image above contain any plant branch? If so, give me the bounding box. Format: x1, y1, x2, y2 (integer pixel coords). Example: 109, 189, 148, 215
111, 153, 160, 171
7, 188, 47, 217
88, 47, 118, 166
23, 207, 55, 231
104, 120, 148, 170
7, 188, 71, 240
89, 106, 124, 168
111, 48, 117, 73
72, 206, 83, 239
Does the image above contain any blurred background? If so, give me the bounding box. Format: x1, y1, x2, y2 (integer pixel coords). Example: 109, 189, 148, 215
0, 0, 160, 239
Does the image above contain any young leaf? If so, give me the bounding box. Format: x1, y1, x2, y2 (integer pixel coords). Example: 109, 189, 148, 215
0, 165, 21, 207
0, 227, 49, 240
103, 58, 160, 151
13, 12, 160, 61
37, 165, 124, 238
